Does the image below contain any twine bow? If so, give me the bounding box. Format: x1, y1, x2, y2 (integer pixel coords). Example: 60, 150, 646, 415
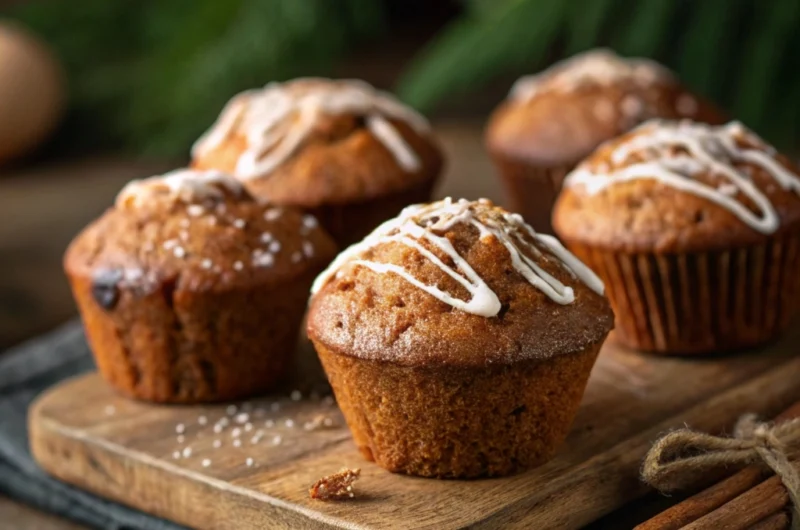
642, 414, 800, 528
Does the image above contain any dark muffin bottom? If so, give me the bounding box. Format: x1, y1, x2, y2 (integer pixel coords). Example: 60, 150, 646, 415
314, 340, 603, 478
70, 272, 315, 403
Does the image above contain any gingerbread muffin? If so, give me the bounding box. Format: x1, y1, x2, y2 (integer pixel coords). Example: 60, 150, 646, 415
191, 78, 444, 247
64, 169, 337, 403
308, 198, 613, 478
486, 49, 725, 233
554, 119, 800, 354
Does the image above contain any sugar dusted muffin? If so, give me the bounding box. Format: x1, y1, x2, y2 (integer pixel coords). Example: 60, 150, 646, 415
308, 198, 613, 478
486, 49, 725, 232
64, 169, 337, 403
191, 78, 444, 247
554, 119, 800, 354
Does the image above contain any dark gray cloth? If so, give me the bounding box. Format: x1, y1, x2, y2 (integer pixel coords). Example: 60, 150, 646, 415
0, 321, 184, 530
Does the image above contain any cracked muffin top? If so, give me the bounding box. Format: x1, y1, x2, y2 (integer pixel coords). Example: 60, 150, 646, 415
64, 168, 337, 303
190, 78, 444, 207
486, 49, 725, 167
553, 120, 800, 253
307, 198, 613, 368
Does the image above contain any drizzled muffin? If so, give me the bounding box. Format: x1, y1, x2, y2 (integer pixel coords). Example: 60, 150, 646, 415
308, 198, 613, 478
191, 78, 444, 247
64, 169, 337, 402
486, 49, 725, 232
554, 120, 800, 354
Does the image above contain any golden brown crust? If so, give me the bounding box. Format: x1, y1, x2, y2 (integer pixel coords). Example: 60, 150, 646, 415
64, 182, 337, 402
486, 77, 725, 168
552, 126, 800, 254
308, 201, 613, 367
315, 339, 603, 478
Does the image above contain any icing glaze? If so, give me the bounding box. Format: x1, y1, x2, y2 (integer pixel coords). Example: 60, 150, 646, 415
564, 120, 800, 234
116, 169, 244, 208
311, 198, 604, 317
510, 49, 673, 102
192, 78, 431, 179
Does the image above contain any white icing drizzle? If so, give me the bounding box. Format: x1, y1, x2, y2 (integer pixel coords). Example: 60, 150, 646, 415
510, 49, 673, 102
564, 120, 800, 234
311, 198, 605, 317
192, 78, 431, 178
116, 169, 244, 208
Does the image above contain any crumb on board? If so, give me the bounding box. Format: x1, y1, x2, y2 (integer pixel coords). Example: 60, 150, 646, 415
309, 468, 361, 501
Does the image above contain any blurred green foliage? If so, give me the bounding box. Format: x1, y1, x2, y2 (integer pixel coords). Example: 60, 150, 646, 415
7, 0, 800, 155
6, 0, 384, 156
398, 0, 800, 148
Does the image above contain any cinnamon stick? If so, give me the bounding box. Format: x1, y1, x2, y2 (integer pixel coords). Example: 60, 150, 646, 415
636, 400, 800, 530
749, 512, 790, 530
683, 474, 791, 530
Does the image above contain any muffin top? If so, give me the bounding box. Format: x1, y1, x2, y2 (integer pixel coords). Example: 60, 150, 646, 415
553, 120, 800, 253
308, 198, 613, 368
486, 49, 725, 166
191, 78, 443, 207
64, 168, 337, 306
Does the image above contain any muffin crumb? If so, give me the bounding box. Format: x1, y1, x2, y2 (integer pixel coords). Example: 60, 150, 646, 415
309, 468, 361, 501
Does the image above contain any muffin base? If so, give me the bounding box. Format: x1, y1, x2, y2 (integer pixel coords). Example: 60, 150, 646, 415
69, 273, 315, 403
491, 154, 573, 234
313, 340, 604, 478
307, 179, 437, 248
568, 234, 800, 354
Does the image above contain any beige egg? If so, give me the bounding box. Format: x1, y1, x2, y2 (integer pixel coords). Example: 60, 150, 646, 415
0, 23, 64, 166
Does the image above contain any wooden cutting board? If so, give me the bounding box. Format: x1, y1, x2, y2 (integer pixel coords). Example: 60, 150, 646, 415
29, 329, 800, 530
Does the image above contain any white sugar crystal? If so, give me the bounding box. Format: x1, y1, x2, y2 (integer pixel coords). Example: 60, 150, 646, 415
264, 209, 282, 221
233, 260, 244, 271
268, 241, 281, 253
213, 439, 222, 448
290, 390, 302, 401
104, 405, 116, 416
176, 423, 186, 434
201, 258, 213, 270
265, 420, 275, 428
173, 246, 186, 258
172, 451, 181, 459
246, 457, 254, 467
270, 402, 281, 412
226, 405, 237, 415
285, 419, 295, 428
187, 204, 205, 217
302, 241, 314, 258
232, 427, 242, 438
213, 424, 223, 434
260, 232, 273, 243
235, 413, 250, 424
291, 251, 302, 263
272, 435, 282, 446
253, 253, 274, 267
162, 239, 178, 250
182, 447, 192, 458
233, 439, 242, 447
202, 459, 211, 468
233, 218, 246, 229
177, 435, 185, 444
303, 215, 318, 229
244, 423, 253, 432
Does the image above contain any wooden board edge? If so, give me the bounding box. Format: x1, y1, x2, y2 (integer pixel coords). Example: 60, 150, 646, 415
28, 380, 366, 530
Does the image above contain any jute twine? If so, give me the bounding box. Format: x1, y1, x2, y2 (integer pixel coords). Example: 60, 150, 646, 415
642, 414, 800, 529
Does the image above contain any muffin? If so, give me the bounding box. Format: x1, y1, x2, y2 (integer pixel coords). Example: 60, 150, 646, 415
308, 198, 613, 478
64, 168, 337, 403
486, 48, 726, 233
191, 78, 444, 247
553, 119, 800, 354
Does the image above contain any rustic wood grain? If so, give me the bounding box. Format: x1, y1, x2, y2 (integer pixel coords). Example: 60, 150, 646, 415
28, 326, 800, 530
